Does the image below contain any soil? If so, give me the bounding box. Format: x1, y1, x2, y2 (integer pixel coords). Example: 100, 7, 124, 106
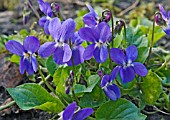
0, 0, 170, 120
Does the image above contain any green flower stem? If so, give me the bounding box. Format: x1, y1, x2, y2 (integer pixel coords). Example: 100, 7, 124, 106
38, 74, 51, 85
0, 101, 15, 111
69, 40, 79, 103
38, 66, 56, 95
123, 21, 127, 48
147, 16, 155, 65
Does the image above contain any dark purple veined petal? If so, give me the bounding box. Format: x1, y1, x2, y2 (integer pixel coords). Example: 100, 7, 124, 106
25, 58, 34, 75
71, 32, 84, 46
63, 43, 72, 63
96, 22, 111, 43
53, 44, 72, 65
83, 44, 95, 60
93, 45, 108, 63
60, 18, 76, 42
5, 40, 24, 56
120, 66, 135, 83
38, 0, 45, 13
133, 62, 148, 76
63, 102, 77, 120
45, 2, 53, 17
101, 75, 110, 88
103, 84, 121, 101
110, 66, 121, 82
159, 4, 167, 20
48, 17, 61, 41
86, 4, 98, 17
38, 42, 56, 58
83, 13, 97, 27
72, 108, 93, 120
31, 56, 38, 72
38, 16, 47, 27
78, 27, 98, 43
38, 0, 53, 17
44, 20, 50, 34
20, 56, 27, 74
163, 27, 170, 36
125, 45, 138, 62
23, 36, 40, 54
110, 48, 126, 65
67, 46, 85, 66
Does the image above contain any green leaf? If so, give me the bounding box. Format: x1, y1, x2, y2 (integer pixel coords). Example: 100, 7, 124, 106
147, 26, 165, 45
74, 75, 100, 94
7, 83, 64, 112
136, 47, 149, 63
79, 85, 106, 108
46, 56, 59, 76
114, 33, 123, 48
95, 98, 146, 120
140, 70, 162, 105
10, 54, 20, 64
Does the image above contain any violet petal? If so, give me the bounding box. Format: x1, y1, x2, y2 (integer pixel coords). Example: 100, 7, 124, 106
133, 62, 148, 76
5, 40, 24, 56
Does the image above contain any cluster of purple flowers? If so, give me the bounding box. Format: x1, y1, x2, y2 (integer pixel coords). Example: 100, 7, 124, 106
5, 1, 149, 113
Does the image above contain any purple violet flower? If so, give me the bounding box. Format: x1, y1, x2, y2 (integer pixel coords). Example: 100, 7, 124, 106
5, 36, 40, 75
83, 4, 99, 27
158, 4, 170, 36
110, 45, 148, 83
78, 22, 111, 63
38, 0, 53, 34
38, 18, 75, 65
101, 75, 121, 101
67, 32, 85, 66
59, 102, 93, 120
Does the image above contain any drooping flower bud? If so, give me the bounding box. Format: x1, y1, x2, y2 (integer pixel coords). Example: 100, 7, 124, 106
104, 11, 111, 23
98, 70, 103, 78
154, 13, 166, 26
51, 2, 60, 13
115, 20, 124, 35
65, 86, 71, 94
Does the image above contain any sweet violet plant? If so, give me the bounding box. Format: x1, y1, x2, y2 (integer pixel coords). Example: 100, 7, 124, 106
2, 1, 170, 120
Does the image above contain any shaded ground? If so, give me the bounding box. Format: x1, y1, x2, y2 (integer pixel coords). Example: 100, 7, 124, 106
0, 0, 170, 120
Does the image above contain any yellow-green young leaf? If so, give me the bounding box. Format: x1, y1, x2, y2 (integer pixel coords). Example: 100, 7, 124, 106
7, 83, 64, 112
10, 54, 20, 64
147, 26, 165, 45
35, 102, 62, 113
140, 70, 162, 105
114, 33, 123, 48
136, 47, 149, 63
95, 98, 146, 120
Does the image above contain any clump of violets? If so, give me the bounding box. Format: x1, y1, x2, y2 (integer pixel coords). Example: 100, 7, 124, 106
38, 18, 75, 65
38, 0, 53, 34
110, 45, 148, 83
156, 4, 170, 36
78, 22, 111, 63
59, 102, 93, 120
101, 74, 121, 101
5, 36, 40, 75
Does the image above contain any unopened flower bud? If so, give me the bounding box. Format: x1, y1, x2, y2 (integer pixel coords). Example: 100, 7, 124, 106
104, 12, 111, 22
154, 13, 166, 26
98, 70, 103, 78
51, 2, 60, 12
115, 20, 124, 34
65, 86, 71, 94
